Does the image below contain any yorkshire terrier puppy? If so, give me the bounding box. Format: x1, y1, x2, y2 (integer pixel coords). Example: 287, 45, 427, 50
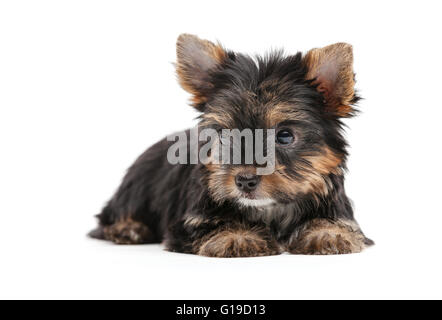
89, 34, 373, 257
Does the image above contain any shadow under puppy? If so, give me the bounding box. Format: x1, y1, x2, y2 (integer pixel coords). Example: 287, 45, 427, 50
89, 34, 373, 257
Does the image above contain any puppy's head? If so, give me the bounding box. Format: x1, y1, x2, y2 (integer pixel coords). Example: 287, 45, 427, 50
176, 34, 359, 207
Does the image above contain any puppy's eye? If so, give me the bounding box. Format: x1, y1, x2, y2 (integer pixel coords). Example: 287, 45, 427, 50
276, 129, 295, 145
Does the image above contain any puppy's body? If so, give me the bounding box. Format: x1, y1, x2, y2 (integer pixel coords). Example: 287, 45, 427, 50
89, 34, 373, 257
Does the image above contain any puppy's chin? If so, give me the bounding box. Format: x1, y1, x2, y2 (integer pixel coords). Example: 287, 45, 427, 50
237, 198, 275, 208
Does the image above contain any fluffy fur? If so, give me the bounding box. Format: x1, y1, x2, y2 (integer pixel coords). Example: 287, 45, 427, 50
89, 34, 373, 257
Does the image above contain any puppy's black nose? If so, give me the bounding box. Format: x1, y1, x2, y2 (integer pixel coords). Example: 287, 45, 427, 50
235, 174, 260, 192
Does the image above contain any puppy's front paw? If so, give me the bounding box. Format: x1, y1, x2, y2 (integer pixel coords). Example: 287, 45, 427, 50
197, 228, 280, 258
289, 219, 373, 255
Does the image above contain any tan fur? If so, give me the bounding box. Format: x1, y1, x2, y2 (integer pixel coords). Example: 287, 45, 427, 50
289, 219, 370, 255
261, 146, 343, 198
102, 218, 153, 244
305, 147, 343, 176
176, 34, 227, 106
304, 43, 355, 117
207, 146, 343, 203
196, 227, 281, 258
299, 146, 343, 195
200, 91, 259, 127
200, 110, 233, 128
183, 215, 206, 228
266, 103, 309, 127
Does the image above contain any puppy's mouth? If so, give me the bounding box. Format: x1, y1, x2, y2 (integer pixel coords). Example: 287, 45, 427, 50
237, 197, 275, 207
236, 193, 275, 207
240, 191, 258, 199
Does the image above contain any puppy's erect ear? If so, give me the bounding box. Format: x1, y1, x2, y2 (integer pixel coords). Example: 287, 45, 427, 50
304, 43, 356, 117
176, 34, 228, 111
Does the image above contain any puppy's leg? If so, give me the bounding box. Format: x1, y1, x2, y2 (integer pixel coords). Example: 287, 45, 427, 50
167, 216, 281, 258
196, 227, 281, 258
89, 219, 155, 245
288, 219, 374, 255
89, 206, 156, 245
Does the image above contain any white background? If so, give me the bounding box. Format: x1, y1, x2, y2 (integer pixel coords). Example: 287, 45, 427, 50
1, 0, 441, 299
